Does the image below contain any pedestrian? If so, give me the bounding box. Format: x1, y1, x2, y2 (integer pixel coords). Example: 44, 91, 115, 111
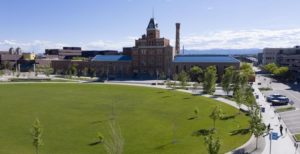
280, 125, 283, 136
267, 123, 271, 131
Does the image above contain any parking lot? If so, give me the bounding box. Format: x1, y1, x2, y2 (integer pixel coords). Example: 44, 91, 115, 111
256, 73, 300, 134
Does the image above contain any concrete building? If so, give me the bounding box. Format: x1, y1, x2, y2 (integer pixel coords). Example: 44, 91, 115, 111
262, 48, 281, 65
81, 50, 118, 58
45, 47, 82, 59
262, 46, 300, 80
22, 53, 36, 60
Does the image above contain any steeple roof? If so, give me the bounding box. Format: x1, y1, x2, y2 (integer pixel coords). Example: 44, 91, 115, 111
147, 18, 158, 30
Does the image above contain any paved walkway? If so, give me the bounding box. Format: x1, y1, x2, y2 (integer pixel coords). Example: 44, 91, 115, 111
253, 83, 298, 154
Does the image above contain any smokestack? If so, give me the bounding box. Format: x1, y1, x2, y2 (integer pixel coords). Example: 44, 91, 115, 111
175, 23, 180, 55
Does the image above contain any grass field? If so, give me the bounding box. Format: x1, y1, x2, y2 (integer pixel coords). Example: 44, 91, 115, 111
0, 83, 250, 154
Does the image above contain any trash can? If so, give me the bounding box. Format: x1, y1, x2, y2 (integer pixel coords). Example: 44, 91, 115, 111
261, 107, 265, 113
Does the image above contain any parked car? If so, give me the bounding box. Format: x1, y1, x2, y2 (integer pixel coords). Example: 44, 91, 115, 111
267, 94, 289, 105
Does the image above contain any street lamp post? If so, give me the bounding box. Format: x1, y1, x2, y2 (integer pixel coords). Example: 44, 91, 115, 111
294, 143, 298, 154
269, 131, 272, 154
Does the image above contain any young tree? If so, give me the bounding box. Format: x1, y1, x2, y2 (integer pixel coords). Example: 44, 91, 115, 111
189, 66, 203, 82
203, 66, 217, 95
221, 66, 234, 96
245, 86, 257, 110
32, 119, 43, 154
172, 74, 179, 88
101, 121, 124, 154
178, 71, 190, 88
204, 134, 221, 154
166, 79, 172, 89
249, 107, 266, 150
209, 106, 223, 130
233, 86, 244, 113
82, 67, 88, 77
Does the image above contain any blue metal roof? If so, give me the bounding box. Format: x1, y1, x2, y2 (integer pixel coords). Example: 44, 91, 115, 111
173, 55, 240, 63
92, 55, 132, 62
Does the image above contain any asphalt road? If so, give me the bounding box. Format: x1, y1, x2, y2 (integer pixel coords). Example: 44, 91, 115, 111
256, 72, 300, 135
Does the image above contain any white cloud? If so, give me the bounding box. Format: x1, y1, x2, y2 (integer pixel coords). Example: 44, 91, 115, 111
2, 28, 300, 53
0, 37, 136, 53
181, 28, 300, 50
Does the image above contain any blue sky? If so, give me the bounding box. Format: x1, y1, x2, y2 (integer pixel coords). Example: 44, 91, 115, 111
1, 0, 300, 52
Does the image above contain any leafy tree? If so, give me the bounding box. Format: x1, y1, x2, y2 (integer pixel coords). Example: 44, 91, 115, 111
204, 135, 221, 154
249, 107, 266, 150
44, 68, 52, 77
0, 70, 4, 76
263, 63, 277, 73
32, 119, 43, 154
273, 66, 289, 77
178, 71, 190, 88
209, 106, 223, 130
159, 72, 167, 80
82, 67, 88, 77
203, 66, 217, 95
245, 86, 257, 110
221, 66, 234, 95
189, 66, 203, 82
233, 86, 244, 113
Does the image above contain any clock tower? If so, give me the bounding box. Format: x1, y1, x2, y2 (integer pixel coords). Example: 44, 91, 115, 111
146, 18, 160, 39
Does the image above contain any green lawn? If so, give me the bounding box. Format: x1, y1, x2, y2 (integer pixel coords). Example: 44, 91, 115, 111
0, 84, 250, 154
294, 134, 300, 142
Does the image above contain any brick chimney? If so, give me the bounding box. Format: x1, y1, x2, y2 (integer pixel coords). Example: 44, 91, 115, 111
175, 23, 180, 55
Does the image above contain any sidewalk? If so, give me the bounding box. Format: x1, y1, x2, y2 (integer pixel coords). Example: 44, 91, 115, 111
253, 83, 298, 154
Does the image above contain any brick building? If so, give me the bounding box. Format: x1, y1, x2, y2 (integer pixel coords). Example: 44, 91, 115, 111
131, 18, 174, 77
50, 18, 240, 80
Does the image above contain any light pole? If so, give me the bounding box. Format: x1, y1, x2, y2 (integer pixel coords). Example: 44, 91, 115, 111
294, 143, 298, 154
269, 131, 272, 154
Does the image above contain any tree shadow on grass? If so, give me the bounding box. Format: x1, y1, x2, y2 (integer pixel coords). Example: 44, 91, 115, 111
192, 129, 214, 136
220, 114, 236, 120
187, 116, 197, 120
230, 128, 250, 136
154, 142, 174, 150
183, 97, 191, 100
88, 141, 102, 146
157, 91, 165, 94
162, 95, 171, 98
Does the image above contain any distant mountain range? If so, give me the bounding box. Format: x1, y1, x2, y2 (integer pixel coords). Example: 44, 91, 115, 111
182, 48, 262, 55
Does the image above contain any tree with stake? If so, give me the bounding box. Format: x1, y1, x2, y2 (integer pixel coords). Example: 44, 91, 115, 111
189, 66, 203, 82
178, 71, 190, 89
221, 66, 234, 96
249, 107, 266, 150
32, 118, 43, 154
203, 66, 217, 95
204, 134, 221, 154
209, 106, 223, 130
100, 120, 124, 154
172, 74, 178, 88
233, 86, 244, 113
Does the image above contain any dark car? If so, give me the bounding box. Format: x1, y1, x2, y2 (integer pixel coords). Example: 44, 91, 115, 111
267, 94, 289, 105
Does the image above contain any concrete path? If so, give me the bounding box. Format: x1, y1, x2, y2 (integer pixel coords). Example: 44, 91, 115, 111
253, 83, 298, 154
